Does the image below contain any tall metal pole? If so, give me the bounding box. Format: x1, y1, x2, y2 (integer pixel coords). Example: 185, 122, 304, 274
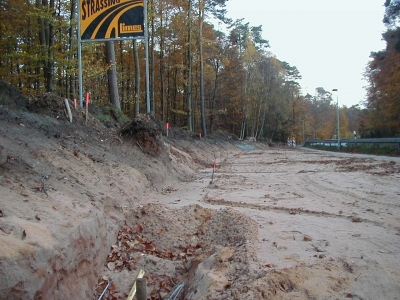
78, 42, 83, 107
333, 89, 340, 150
144, 0, 151, 114
77, 1, 83, 107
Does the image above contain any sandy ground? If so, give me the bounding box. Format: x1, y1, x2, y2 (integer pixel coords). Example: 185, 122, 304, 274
1, 83, 399, 300
94, 147, 400, 300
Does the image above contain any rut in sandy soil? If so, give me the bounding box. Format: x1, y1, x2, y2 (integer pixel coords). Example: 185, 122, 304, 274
202, 196, 387, 227
92, 203, 316, 300
93, 201, 359, 300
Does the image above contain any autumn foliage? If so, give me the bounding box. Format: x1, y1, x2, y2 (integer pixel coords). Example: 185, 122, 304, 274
0, 0, 398, 141
364, 28, 400, 137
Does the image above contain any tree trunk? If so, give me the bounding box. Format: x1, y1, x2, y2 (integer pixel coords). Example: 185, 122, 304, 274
258, 93, 268, 139
240, 118, 246, 140
210, 60, 219, 133
150, 1, 155, 115
46, 0, 54, 92
133, 39, 140, 116
119, 41, 126, 110
198, 0, 207, 137
36, 0, 55, 93
159, 11, 165, 122
185, 0, 193, 132
105, 41, 121, 110
67, 0, 77, 99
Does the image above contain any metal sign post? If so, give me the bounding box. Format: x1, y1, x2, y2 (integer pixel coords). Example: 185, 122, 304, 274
143, 0, 150, 114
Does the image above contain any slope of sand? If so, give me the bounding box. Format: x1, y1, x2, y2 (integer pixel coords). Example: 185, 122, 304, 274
121, 147, 399, 300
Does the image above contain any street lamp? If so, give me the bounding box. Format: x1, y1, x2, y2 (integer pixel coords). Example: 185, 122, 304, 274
332, 89, 340, 149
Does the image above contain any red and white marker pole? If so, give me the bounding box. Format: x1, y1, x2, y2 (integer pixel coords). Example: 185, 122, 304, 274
85, 92, 90, 106
166, 122, 170, 137
85, 92, 90, 123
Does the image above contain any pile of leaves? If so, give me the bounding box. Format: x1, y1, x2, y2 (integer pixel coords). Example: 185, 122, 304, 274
110, 224, 202, 265
93, 223, 206, 299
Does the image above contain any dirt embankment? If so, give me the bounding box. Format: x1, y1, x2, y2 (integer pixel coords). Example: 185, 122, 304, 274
1, 81, 399, 300
0, 81, 248, 299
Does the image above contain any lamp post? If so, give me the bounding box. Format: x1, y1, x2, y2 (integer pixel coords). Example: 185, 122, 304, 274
332, 89, 340, 149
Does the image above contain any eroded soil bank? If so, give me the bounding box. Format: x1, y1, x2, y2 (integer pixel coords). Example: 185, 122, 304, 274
1, 82, 399, 299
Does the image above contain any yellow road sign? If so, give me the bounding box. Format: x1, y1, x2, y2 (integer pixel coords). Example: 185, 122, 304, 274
80, 0, 144, 40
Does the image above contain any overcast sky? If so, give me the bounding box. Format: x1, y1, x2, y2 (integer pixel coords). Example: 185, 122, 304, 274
221, 0, 388, 107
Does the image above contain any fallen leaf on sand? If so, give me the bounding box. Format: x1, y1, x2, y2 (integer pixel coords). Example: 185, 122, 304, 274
144, 241, 155, 251
136, 224, 144, 232
303, 235, 312, 241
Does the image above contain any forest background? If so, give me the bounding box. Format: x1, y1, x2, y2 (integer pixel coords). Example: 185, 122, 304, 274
1, 0, 399, 142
